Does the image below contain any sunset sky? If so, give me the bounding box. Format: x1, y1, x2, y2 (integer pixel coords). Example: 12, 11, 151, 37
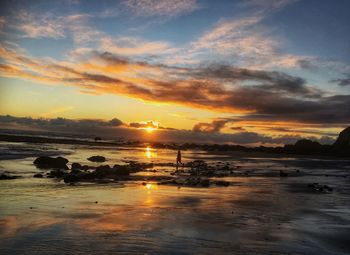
0, 0, 349, 145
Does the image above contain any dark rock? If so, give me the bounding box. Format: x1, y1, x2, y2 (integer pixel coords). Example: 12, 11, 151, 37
94, 137, 102, 142
47, 169, 65, 178
280, 170, 288, 177
33, 173, 43, 178
293, 139, 322, 155
200, 179, 210, 187
71, 168, 82, 175
81, 165, 90, 171
215, 180, 230, 187
0, 174, 20, 180
33, 156, 68, 169
64, 174, 80, 183
93, 164, 130, 179
333, 126, 350, 155
128, 162, 153, 171
307, 183, 333, 193
87, 156, 106, 162
71, 162, 82, 170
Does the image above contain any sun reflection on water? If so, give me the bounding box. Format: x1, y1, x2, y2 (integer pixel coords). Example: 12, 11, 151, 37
144, 183, 157, 190
145, 146, 157, 159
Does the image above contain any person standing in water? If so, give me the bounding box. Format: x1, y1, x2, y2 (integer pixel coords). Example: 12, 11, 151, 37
176, 150, 182, 170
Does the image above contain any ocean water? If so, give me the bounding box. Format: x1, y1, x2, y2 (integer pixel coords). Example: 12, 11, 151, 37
0, 141, 350, 254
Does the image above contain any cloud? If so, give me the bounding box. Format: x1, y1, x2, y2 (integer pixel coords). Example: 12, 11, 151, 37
41, 106, 75, 117
243, 0, 297, 12
332, 76, 350, 86
192, 120, 227, 133
65, 14, 103, 45
186, 0, 350, 73
191, 64, 322, 97
0, 115, 123, 128
122, 0, 198, 18
0, 115, 335, 146
100, 37, 176, 56
0, 16, 6, 28
17, 11, 65, 39
1, 46, 349, 125
192, 15, 280, 64
129, 120, 158, 129
11, 11, 102, 45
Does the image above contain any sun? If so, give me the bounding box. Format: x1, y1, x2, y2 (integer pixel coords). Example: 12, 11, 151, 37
145, 126, 157, 133
145, 126, 154, 133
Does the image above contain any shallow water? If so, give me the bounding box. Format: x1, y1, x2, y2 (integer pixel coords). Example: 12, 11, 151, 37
1, 142, 350, 254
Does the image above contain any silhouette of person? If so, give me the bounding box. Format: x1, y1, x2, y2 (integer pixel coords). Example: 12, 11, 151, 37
176, 150, 182, 170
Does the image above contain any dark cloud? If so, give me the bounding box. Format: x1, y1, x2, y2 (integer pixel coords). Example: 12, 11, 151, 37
129, 120, 158, 129
221, 94, 350, 124
331, 77, 350, 86
192, 65, 314, 96
192, 120, 227, 133
297, 59, 317, 70
0, 115, 124, 130
262, 126, 338, 137
0, 115, 336, 145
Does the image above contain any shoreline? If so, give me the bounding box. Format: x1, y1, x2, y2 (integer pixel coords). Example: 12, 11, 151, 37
1, 133, 349, 160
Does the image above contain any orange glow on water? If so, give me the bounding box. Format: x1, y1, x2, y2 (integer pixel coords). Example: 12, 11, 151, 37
145, 146, 157, 159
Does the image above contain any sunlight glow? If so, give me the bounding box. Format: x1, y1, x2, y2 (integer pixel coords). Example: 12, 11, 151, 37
144, 183, 157, 191
145, 146, 157, 159
145, 126, 157, 133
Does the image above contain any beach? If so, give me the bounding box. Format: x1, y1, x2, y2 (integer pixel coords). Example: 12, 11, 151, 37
1, 140, 349, 255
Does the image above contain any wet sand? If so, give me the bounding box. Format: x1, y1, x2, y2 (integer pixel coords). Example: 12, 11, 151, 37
0, 141, 350, 254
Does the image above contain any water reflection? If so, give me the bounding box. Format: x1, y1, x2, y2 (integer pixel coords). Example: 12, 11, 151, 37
145, 146, 157, 159
1, 143, 350, 255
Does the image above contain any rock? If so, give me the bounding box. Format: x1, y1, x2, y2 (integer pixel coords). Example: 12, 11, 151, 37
94, 165, 111, 178
200, 179, 210, 187
127, 162, 153, 172
293, 139, 322, 155
215, 180, 230, 187
112, 166, 130, 176
87, 156, 106, 162
94, 137, 102, 142
280, 170, 288, 177
33, 156, 68, 169
47, 169, 65, 178
81, 165, 90, 171
307, 183, 333, 193
71, 162, 82, 170
64, 174, 80, 183
323, 185, 333, 192
0, 174, 20, 180
92, 164, 130, 179
33, 173, 43, 178
71, 168, 82, 175
333, 126, 350, 153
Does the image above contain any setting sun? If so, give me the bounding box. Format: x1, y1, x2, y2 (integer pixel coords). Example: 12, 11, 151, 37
145, 126, 157, 133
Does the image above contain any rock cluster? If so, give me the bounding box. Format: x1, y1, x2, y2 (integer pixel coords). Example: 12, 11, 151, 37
87, 156, 106, 162
0, 174, 20, 180
33, 156, 69, 169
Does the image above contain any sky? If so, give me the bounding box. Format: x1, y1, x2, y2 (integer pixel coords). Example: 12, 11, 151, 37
0, 0, 349, 146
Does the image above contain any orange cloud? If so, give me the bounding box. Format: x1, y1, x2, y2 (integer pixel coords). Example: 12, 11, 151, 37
0, 46, 349, 126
